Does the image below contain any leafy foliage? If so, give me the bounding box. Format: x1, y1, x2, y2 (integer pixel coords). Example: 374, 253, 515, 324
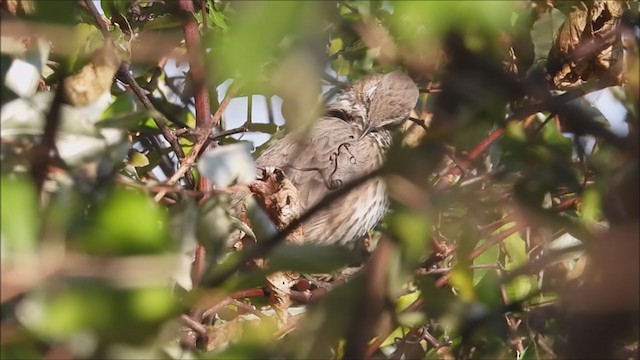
1, 1, 638, 359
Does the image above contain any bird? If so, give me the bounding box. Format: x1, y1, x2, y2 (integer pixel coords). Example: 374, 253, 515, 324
241, 71, 419, 247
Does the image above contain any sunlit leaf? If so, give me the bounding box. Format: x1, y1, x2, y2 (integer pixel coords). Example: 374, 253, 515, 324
472, 239, 500, 285
82, 188, 170, 255
128, 151, 150, 167
0, 175, 39, 255
19, 282, 177, 342
102, 93, 136, 119
450, 264, 476, 302
579, 186, 602, 227
501, 224, 527, 269
208, 1, 230, 31
387, 209, 431, 267
504, 274, 536, 303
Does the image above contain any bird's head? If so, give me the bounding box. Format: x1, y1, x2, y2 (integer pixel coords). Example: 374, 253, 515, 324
326, 71, 419, 139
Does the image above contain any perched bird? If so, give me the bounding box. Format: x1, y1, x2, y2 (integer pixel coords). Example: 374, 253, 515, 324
243, 71, 419, 247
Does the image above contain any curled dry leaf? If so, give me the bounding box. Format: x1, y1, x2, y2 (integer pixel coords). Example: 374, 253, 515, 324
247, 167, 305, 325
248, 167, 305, 245
546, 0, 627, 89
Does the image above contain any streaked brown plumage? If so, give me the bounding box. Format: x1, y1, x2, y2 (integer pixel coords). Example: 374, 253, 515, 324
248, 71, 419, 246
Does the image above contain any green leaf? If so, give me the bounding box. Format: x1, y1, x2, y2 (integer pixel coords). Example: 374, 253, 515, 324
397, 311, 426, 327
531, 7, 566, 62
379, 325, 411, 348
393, 1, 512, 48
501, 224, 527, 269
396, 291, 420, 312
82, 188, 170, 255
331, 54, 352, 77
474, 271, 502, 308
22, 282, 177, 342
197, 194, 233, 262
472, 239, 500, 285
97, 110, 155, 130
450, 264, 476, 302
387, 210, 431, 267
128, 287, 178, 322
540, 116, 572, 156
269, 244, 359, 273
0, 175, 39, 254
329, 37, 344, 56
579, 186, 602, 226
208, 1, 230, 31
504, 274, 536, 303
128, 151, 150, 167
506, 121, 527, 142
416, 276, 456, 319
101, 93, 136, 120
136, 146, 174, 175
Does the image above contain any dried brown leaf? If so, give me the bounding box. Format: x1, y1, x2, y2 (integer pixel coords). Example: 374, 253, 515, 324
546, 0, 627, 89
248, 167, 305, 244
247, 167, 305, 325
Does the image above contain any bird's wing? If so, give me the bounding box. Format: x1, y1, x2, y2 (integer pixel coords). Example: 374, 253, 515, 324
256, 117, 367, 207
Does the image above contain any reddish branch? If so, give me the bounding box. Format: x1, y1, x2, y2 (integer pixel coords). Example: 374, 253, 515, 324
177, 0, 213, 131
434, 81, 614, 192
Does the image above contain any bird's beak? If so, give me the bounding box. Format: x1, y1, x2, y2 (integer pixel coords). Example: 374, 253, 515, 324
358, 123, 374, 140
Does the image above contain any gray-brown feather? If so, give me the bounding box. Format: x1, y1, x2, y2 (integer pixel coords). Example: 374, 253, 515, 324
230, 71, 418, 246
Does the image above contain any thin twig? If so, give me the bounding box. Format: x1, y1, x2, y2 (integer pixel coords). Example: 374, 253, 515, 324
180, 314, 207, 337
82, 0, 192, 184
153, 85, 238, 202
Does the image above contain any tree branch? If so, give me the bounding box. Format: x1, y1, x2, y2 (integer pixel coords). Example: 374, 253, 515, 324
82, 0, 192, 185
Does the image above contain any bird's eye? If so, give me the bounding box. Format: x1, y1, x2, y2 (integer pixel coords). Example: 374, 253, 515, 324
326, 109, 351, 121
